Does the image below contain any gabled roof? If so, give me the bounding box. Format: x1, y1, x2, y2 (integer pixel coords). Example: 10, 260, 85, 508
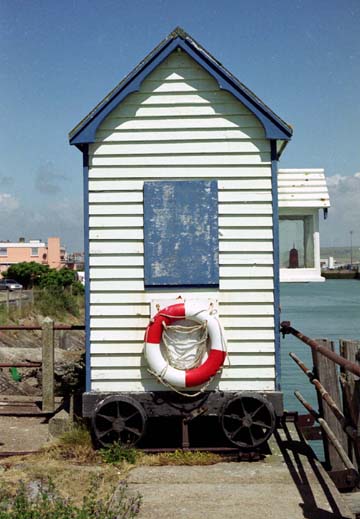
69, 27, 293, 150
278, 169, 330, 208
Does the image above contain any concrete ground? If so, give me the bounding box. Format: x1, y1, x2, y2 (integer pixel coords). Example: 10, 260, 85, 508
128, 426, 355, 519
0, 415, 50, 453
0, 413, 355, 518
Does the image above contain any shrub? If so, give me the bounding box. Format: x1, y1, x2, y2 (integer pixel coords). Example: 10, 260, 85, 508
46, 424, 98, 464
72, 281, 85, 296
34, 288, 80, 319
0, 476, 141, 519
4, 262, 49, 289
100, 442, 138, 465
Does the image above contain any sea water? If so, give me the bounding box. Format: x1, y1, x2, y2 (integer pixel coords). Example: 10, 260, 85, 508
280, 279, 360, 458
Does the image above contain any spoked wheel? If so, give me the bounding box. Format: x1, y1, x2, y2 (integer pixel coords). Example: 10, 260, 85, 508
220, 392, 275, 449
92, 395, 147, 447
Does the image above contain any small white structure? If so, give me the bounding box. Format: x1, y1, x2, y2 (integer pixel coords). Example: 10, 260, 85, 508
69, 28, 296, 448
278, 169, 330, 282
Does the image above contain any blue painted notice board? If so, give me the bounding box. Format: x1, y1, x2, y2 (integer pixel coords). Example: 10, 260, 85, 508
144, 180, 219, 287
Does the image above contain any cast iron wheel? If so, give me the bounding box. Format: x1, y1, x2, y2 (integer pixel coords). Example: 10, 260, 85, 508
92, 395, 147, 447
220, 392, 275, 448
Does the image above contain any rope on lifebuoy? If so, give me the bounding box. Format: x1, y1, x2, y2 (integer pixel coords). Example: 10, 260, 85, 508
144, 302, 227, 395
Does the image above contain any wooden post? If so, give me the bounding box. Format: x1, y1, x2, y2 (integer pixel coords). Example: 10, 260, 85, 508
340, 339, 360, 468
312, 339, 348, 471
42, 317, 55, 413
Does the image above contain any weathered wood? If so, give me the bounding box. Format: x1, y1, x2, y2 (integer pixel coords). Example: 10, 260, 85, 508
290, 352, 357, 439
294, 391, 359, 489
91, 379, 276, 392
312, 339, 348, 471
90, 153, 270, 167
89, 167, 272, 180
90, 342, 275, 355
340, 339, 360, 469
42, 317, 55, 413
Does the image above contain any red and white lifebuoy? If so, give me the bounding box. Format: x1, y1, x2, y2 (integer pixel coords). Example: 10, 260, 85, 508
144, 302, 226, 389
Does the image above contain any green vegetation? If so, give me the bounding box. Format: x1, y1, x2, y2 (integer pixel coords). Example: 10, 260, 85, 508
33, 289, 82, 319
3, 262, 84, 294
0, 262, 84, 320
45, 425, 99, 464
100, 442, 138, 465
143, 449, 222, 466
0, 477, 141, 519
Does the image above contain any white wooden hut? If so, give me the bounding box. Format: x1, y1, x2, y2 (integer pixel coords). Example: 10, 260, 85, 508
278, 168, 330, 282
69, 28, 293, 449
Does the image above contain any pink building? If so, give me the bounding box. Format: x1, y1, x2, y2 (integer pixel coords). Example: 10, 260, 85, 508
0, 237, 66, 273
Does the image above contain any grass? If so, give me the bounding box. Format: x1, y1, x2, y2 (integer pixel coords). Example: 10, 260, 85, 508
141, 449, 223, 466
33, 289, 83, 320
0, 476, 141, 519
0, 424, 227, 518
100, 442, 138, 465
46, 424, 222, 468
44, 424, 100, 464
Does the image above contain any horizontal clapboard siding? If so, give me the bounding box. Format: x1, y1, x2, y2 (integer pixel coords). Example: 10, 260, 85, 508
90, 342, 275, 354
278, 169, 330, 208
91, 380, 276, 391
88, 50, 275, 392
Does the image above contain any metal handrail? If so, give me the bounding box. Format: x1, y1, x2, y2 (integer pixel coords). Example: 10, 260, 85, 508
281, 321, 360, 378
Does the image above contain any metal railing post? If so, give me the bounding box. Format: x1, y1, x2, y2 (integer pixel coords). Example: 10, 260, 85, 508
42, 317, 55, 413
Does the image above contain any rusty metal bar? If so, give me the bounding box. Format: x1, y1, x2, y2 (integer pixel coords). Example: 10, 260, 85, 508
0, 362, 41, 368
290, 352, 357, 439
294, 391, 356, 472
0, 451, 40, 458
281, 321, 360, 378
295, 390, 320, 419
0, 324, 84, 330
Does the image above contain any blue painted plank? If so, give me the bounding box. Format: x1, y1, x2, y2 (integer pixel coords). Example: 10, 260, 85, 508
144, 180, 219, 287
271, 140, 281, 390
82, 146, 91, 392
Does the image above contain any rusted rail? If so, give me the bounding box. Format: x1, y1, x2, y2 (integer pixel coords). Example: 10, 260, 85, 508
289, 352, 357, 439
295, 391, 357, 475
281, 321, 360, 378
0, 362, 41, 368
0, 324, 84, 330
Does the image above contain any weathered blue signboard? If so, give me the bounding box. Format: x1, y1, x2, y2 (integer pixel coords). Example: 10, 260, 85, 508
144, 180, 219, 287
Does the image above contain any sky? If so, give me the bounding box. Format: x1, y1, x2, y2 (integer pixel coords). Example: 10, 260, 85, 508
1, 0, 359, 251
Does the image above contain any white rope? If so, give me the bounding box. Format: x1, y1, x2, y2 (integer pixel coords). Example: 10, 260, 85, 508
145, 303, 229, 397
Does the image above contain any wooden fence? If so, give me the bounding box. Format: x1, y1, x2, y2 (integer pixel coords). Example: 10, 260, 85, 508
281, 321, 360, 491
0, 320, 84, 413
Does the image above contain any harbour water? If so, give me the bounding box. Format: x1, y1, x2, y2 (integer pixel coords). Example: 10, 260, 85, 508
280, 279, 360, 457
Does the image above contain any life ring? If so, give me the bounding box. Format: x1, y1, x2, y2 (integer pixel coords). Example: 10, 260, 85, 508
144, 302, 226, 388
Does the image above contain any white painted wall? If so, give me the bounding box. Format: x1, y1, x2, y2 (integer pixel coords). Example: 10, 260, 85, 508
88, 51, 275, 392
278, 169, 329, 282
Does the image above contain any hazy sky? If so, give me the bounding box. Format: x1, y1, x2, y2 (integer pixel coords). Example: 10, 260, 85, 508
1, 0, 359, 251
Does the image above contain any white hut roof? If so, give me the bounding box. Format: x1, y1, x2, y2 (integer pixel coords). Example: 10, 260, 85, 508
278, 168, 330, 208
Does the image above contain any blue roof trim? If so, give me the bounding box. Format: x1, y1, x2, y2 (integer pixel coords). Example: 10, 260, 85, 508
69, 30, 292, 146
82, 146, 91, 392
270, 140, 281, 391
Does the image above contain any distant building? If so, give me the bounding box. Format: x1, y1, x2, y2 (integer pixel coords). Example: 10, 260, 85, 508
66, 251, 85, 271
278, 169, 330, 282
0, 237, 66, 273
